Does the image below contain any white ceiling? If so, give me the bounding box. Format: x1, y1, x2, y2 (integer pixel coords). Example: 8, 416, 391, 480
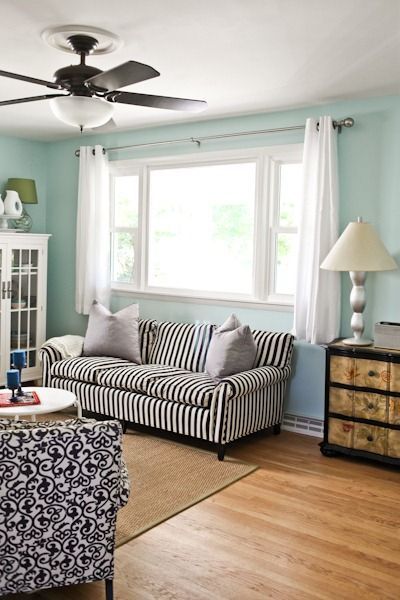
0, 0, 399, 141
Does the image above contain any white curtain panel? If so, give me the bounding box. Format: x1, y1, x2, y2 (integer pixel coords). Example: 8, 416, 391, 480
293, 116, 340, 344
75, 145, 110, 315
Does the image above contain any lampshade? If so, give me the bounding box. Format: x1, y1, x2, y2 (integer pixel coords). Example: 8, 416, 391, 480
6, 178, 38, 204
320, 220, 397, 272
49, 96, 114, 129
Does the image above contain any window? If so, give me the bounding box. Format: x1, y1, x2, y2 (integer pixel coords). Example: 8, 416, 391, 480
270, 162, 303, 297
110, 174, 139, 285
110, 145, 302, 307
148, 162, 256, 295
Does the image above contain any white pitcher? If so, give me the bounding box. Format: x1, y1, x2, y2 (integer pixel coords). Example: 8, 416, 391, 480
4, 190, 22, 217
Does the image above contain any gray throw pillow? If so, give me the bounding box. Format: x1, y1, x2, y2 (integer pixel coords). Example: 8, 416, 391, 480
205, 314, 256, 380
83, 301, 142, 364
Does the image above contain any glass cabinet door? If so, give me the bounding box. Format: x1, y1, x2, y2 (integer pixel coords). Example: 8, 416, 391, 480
10, 248, 39, 369
0, 245, 7, 377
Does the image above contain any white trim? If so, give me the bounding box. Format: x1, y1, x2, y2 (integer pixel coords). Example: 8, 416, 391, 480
109, 144, 303, 169
111, 287, 294, 311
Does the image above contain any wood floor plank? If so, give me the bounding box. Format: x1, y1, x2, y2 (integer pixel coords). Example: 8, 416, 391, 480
4, 431, 400, 599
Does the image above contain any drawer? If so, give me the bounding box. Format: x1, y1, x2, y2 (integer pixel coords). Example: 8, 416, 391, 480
329, 387, 353, 416
328, 417, 354, 447
389, 397, 400, 425
353, 391, 388, 423
330, 356, 355, 385
389, 363, 400, 392
388, 429, 400, 458
354, 358, 390, 391
353, 422, 387, 456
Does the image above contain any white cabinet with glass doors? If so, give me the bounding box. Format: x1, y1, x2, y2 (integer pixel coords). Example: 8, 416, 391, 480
0, 233, 50, 385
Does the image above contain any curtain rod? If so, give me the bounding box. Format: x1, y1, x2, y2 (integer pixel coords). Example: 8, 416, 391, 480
74, 117, 354, 157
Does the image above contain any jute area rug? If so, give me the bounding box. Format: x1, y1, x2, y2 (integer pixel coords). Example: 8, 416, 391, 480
116, 430, 257, 547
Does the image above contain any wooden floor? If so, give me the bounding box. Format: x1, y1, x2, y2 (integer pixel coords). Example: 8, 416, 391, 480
8, 430, 400, 600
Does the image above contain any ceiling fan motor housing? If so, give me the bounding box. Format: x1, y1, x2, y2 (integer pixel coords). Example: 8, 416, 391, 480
54, 64, 102, 96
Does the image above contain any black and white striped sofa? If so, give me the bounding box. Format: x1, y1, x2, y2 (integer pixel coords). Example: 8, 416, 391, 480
40, 319, 294, 459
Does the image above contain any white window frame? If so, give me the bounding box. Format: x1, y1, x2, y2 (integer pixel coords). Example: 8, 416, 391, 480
267, 153, 302, 305
109, 144, 303, 310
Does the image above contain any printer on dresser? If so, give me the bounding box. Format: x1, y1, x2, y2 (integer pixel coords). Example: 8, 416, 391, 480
320, 340, 400, 466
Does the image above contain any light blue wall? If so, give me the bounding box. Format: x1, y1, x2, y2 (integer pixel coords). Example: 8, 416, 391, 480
44, 95, 400, 419
0, 134, 47, 232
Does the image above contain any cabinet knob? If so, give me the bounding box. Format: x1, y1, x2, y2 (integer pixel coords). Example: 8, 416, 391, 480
368, 402, 374, 410
367, 435, 373, 442
368, 370, 376, 377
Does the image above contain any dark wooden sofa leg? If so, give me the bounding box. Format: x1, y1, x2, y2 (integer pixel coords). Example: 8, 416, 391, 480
273, 423, 281, 435
121, 420, 127, 434
105, 579, 113, 600
217, 443, 226, 461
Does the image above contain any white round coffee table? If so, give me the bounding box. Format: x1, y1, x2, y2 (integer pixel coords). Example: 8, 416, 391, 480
0, 387, 81, 421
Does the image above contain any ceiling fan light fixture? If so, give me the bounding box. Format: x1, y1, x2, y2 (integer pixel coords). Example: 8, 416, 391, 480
49, 95, 114, 129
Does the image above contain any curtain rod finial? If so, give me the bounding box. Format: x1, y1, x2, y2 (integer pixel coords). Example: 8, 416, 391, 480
342, 117, 354, 128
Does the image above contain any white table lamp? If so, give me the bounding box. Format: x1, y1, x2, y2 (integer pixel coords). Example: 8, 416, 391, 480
320, 217, 397, 346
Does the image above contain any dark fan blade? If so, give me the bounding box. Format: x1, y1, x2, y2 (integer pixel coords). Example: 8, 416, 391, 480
0, 69, 61, 90
0, 94, 68, 107
86, 61, 160, 91
106, 91, 207, 112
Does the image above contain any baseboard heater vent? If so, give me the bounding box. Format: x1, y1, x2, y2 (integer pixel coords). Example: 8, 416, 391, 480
282, 413, 323, 438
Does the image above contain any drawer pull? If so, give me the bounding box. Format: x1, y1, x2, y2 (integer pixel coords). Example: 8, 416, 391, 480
368, 402, 374, 410
368, 370, 376, 377
367, 435, 374, 442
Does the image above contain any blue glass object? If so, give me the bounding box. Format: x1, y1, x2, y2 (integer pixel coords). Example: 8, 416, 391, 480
12, 350, 26, 368
7, 369, 20, 402
7, 369, 19, 388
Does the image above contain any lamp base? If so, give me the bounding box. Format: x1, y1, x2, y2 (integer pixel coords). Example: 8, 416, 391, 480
342, 336, 373, 346
13, 207, 32, 232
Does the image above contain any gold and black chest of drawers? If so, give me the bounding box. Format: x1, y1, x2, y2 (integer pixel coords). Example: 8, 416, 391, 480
320, 341, 400, 466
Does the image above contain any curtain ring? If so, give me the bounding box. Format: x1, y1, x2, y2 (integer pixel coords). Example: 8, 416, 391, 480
91, 147, 106, 155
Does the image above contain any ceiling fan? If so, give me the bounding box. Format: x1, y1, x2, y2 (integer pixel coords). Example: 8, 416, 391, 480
0, 33, 207, 131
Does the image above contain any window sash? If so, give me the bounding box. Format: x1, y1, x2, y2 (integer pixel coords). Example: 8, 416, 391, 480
147, 159, 258, 297
109, 145, 302, 308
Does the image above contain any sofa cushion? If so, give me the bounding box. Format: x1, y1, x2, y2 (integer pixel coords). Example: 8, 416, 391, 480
252, 330, 294, 368
144, 371, 217, 407
83, 301, 141, 363
97, 364, 173, 392
205, 314, 257, 380
51, 356, 130, 384
97, 364, 217, 407
139, 318, 158, 363
149, 321, 215, 373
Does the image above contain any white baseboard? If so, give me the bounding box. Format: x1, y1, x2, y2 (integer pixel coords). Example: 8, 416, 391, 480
282, 412, 323, 438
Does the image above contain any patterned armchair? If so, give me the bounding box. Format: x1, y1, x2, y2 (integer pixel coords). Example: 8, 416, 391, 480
0, 417, 130, 599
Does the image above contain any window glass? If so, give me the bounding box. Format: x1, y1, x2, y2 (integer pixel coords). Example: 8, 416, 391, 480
111, 174, 139, 285
275, 233, 297, 295
114, 176, 139, 228
147, 163, 256, 294
113, 232, 136, 284
279, 163, 302, 227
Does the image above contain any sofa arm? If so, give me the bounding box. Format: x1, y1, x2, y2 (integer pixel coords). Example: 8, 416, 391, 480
40, 335, 84, 361
218, 364, 291, 399
39, 335, 84, 387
